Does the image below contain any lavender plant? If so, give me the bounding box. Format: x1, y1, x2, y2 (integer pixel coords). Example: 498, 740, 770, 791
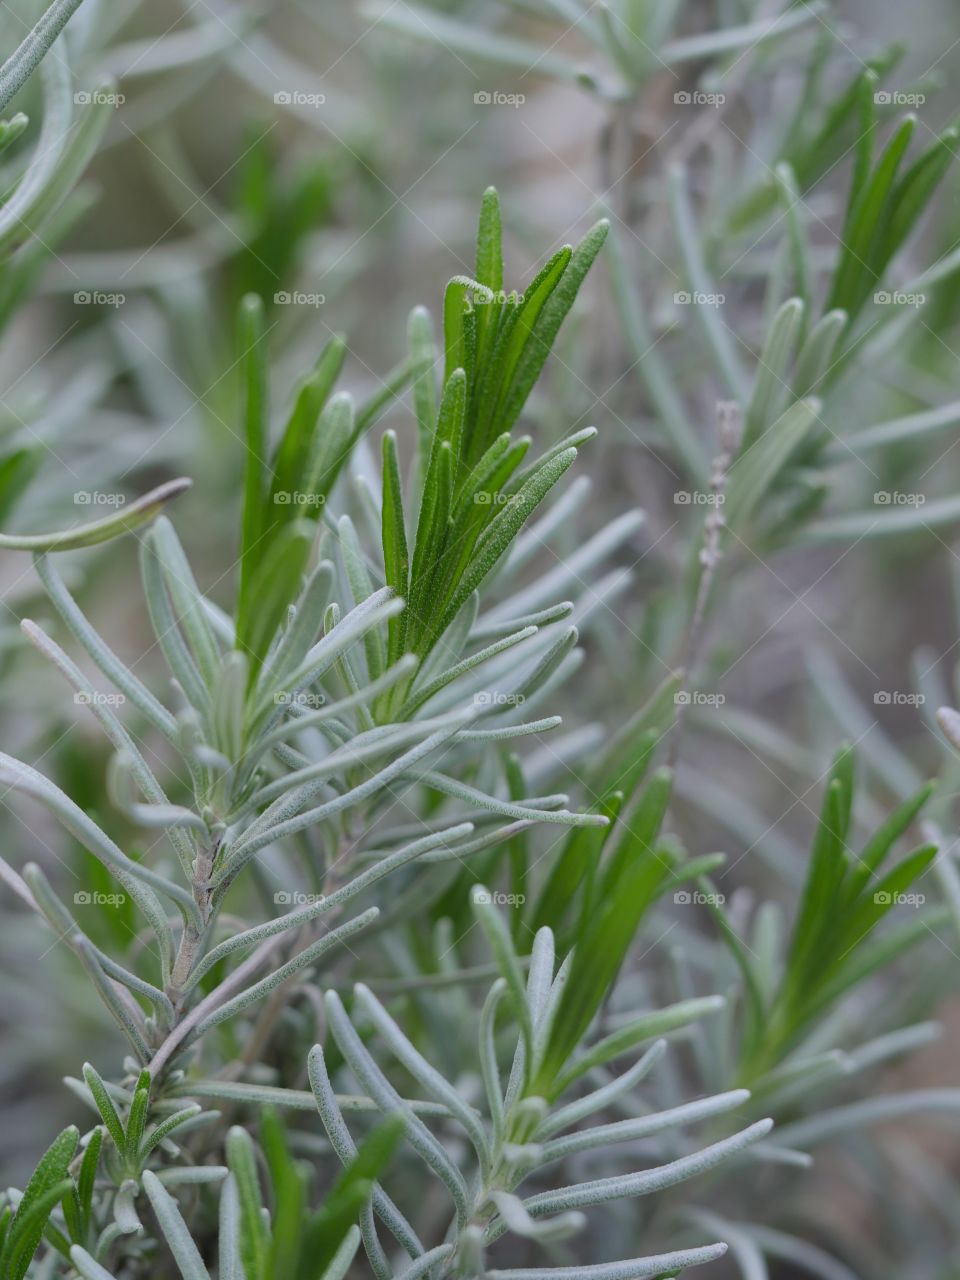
1, 2, 959, 1278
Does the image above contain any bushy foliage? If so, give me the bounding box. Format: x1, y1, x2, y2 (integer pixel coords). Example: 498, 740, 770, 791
1, 2, 959, 1279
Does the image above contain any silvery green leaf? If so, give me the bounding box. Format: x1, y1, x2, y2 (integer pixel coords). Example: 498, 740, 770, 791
725, 398, 821, 535
743, 298, 805, 448
493, 511, 643, 622
739, 1225, 859, 1280
172, 1079, 449, 1118
154, 1167, 228, 1187
662, 3, 823, 61
319, 1225, 362, 1280
308, 1043, 425, 1270
516, 1120, 773, 1218
0, 0, 88, 110
194, 908, 380, 1035
34, 554, 178, 741
776, 1090, 960, 1149
392, 1245, 457, 1280
540, 1040, 666, 1136
669, 165, 746, 398
539, 1088, 751, 1164
0, 750, 196, 926
252, 712, 467, 806
141, 531, 211, 714
489, 1190, 584, 1243
0, 478, 191, 551
149, 517, 221, 687
141, 1171, 212, 1280
486, 1244, 728, 1278
421, 771, 607, 826
793, 309, 847, 398
325, 990, 471, 1226
685, 1210, 768, 1280
217, 1174, 242, 1280
222, 714, 471, 872
69, 1247, 120, 1280
113, 1180, 142, 1235
354, 983, 490, 1165
191, 823, 472, 988
139, 1106, 203, 1159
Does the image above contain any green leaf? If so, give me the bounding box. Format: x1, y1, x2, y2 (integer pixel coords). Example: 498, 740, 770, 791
238, 522, 314, 677
552, 996, 725, 1092
77, 1129, 102, 1237
408, 305, 437, 464
844, 780, 936, 904
473, 246, 571, 456
270, 336, 346, 516
81, 1064, 125, 1152
670, 166, 745, 397
843, 397, 960, 453
474, 186, 503, 366
226, 1126, 269, 1280
139, 1106, 202, 1161
0, 447, 41, 525
786, 749, 854, 975
531, 790, 626, 939
335, 514, 386, 686
382, 430, 410, 665
538, 770, 673, 1092
881, 124, 959, 274
475, 187, 503, 293
497, 220, 609, 436
830, 844, 937, 967
304, 391, 357, 506
261, 1110, 306, 1280
443, 275, 492, 387
800, 909, 949, 1022
237, 293, 269, 619
1, 1126, 77, 1280
827, 116, 915, 318
605, 219, 706, 480
438, 445, 579, 638
662, 3, 822, 62
123, 1072, 152, 1165
301, 1115, 405, 1278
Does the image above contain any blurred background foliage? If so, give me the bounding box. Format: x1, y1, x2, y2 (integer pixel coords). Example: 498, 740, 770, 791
3, 0, 960, 1276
